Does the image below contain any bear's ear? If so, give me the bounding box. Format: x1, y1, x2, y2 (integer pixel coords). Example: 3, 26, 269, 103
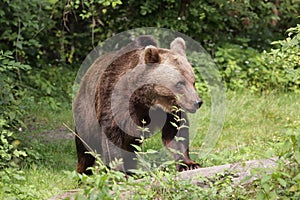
144, 45, 161, 64
170, 37, 186, 57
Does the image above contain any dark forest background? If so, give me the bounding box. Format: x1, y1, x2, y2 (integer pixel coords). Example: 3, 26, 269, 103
0, 1, 299, 199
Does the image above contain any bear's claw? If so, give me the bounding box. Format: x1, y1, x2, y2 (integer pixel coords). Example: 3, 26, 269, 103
177, 162, 201, 172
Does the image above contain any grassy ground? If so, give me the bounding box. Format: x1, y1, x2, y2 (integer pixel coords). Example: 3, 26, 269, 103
12, 90, 300, 199
144, 91, 300, 166
14, 109, 77, 199
197, 91, 300, 166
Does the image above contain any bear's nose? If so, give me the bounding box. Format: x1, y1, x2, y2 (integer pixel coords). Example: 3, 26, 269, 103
194, 100, 203, 109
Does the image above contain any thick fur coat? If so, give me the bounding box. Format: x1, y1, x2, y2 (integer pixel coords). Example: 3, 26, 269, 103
73, 36, 202, 174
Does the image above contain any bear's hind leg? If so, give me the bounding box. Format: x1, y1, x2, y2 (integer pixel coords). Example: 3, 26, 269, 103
75, 135, 95, 175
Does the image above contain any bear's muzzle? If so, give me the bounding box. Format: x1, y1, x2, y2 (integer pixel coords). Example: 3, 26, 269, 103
194, 99, 203, 109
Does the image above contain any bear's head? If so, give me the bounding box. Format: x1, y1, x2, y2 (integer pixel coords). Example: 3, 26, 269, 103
142, 37, 202, 113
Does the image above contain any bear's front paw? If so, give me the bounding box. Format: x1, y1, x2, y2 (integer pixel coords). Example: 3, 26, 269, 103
176, 161, 201, 172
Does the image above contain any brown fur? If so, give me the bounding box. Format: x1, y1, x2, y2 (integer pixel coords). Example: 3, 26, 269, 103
73, 36, 202, 174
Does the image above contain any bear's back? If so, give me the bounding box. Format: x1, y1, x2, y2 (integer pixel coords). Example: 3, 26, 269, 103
73, 36, 157, 153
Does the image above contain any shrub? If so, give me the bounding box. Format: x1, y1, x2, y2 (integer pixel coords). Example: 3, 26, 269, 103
249, 122, 300, 199
0, 118, 29, 198
0, 50, 42, 199
26, 66, 76, 110
0, 50, 31, 128
267, 25, 300, 91
215, 24, 300, 92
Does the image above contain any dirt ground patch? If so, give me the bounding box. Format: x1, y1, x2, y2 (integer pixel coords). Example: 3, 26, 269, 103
26, 125, 74, 142
39, 126, 73, 141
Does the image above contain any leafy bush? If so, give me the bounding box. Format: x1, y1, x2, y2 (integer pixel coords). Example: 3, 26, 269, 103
0, 118, 29, 198
0, 119, 27, 169
26, 66, 76, 110
268, 25, 300, 91
249, 123, 300, 199
0, 50, 31, 128
71, 118, 300, 199
0, 117, 45, 199
0, 0, 54, 64
215, 24, 300, 92
0, 49, 55, 198
0, 50, 40, 199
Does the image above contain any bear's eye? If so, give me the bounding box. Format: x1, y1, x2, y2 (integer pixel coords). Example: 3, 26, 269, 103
176, 81, 186, 88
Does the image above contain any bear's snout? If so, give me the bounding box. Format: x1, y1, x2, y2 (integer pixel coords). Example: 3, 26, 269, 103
194, 99, 203, 109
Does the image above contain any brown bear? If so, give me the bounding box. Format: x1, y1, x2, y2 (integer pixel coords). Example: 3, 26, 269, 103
73, 35, 202, 174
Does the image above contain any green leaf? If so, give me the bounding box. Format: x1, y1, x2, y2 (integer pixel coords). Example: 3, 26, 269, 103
292, 173, 300, 181
131, 144, 141, 152
160, 160, 175, 167
146, 149, 158, 154
289, 184, 299, 192
168, 148, 183, 156
256, 190, 266, 199
277, 177, 287, 188
178, 125, 189, 130
13, 173, 26, 181
261, 175, 271, 183
262, 183, 271, 193
294, 150, 300, 164
170, 121, 178, 128
174, 136, 185, 142
13, 149, 27, 157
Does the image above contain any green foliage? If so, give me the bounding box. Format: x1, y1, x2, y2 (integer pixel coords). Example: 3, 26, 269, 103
0, 0, 55, 64
64, 0, 299, 51
250, 124, 300, 199
62, 0, 299, 60
0, 0, 299, 199
71, 93, 299, 199
0, 118, 30, 199
0, 50, 31, 128
0, 0, 299, 103
0, 121, 77, 199
0, 120, 27, 169
268, 25, 300, 91
26, 66, 76, 110
0, 0, 299, 68
0, 47, 74, 199
0, 91, 297, 199
215, 24, 300, 92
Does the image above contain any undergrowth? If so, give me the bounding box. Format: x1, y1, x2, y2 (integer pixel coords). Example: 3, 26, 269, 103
0, 23, 299, 200
0, 90, 299, 199
71, 103, 300, 199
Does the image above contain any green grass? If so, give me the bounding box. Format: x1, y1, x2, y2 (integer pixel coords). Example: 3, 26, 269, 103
6, 90, 299, 199
193, 91, 300, 166
144, 91, 300, 166
7, 105, 78, 199
24, 103, 74, 131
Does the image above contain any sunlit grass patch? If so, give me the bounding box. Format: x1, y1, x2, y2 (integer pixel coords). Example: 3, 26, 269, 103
192, 91, 300, 166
